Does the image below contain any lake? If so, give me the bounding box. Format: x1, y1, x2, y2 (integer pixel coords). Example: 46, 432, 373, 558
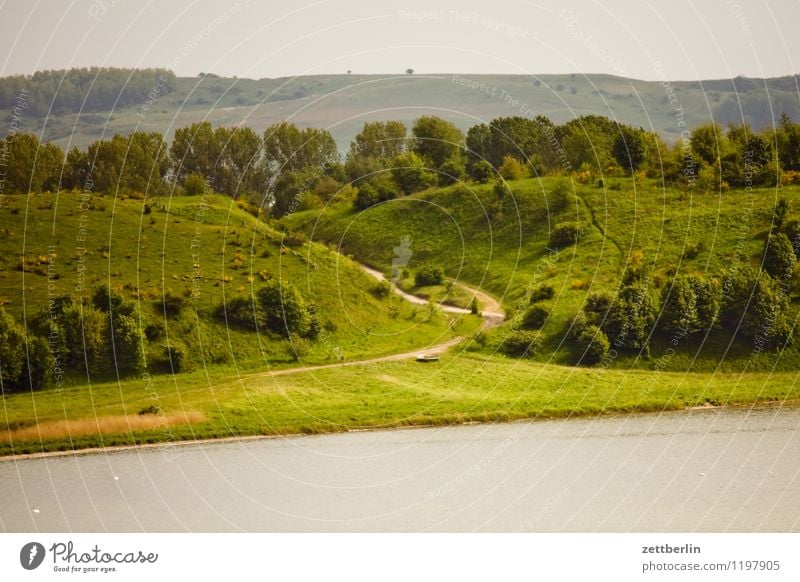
1, 406, 798, 532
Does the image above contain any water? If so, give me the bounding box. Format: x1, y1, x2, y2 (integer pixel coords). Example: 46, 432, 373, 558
1, 406, 798, 532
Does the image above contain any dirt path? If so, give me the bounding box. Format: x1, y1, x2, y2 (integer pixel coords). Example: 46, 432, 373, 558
228, 265, 505, 385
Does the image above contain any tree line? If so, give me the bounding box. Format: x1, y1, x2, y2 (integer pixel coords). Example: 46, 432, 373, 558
503, 198, 800, 365
3, 112, 800, 214
0, 67, 177, 118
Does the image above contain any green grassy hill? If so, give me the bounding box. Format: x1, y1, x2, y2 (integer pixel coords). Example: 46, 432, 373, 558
282, 176, 800, 372
16, 72, 800, 150
0, 191, 466, 377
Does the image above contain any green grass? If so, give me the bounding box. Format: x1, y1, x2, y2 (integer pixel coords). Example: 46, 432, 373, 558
0, 191, 462, 374
2, 351, 798, 456
283, 176, 800, 371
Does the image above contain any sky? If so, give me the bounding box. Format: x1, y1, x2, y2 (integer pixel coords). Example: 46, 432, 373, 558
0, 0, 798, 81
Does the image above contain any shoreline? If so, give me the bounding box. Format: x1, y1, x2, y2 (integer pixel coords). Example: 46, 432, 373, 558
2, 399, 797, 463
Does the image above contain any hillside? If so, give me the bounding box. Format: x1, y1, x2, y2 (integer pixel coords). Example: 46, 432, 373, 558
6, 71, 800, 151
282, 176, 800, 372
0, 192, 467, 380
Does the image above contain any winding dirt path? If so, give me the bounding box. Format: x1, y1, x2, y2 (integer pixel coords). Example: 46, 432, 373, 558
230, 264, 505, 384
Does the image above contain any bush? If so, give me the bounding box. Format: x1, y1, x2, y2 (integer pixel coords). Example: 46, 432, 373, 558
784, 219, 800, 259
501, 330, 542, 358
576, 324, 610, 366
0, 309, 26, 388
257, 279, 312, 338
470, 160, 494, 183
438, 159, 465, 185
529, 283, 554, 303
92, 284, 135, 316
184, 173, 207, 196
763, 233, 797, 280
498, 155, 525, 180
109, 314, 144, 373
493, 179, 511, 199
282, 231, 307, 248
285, 333, 312, 361
372, 280, 392, 299
354, 183, 380, 210
160, 292, 186, 317
469, 297, 479, 315
549, 221, 583, 249
138, 404, 161, 415
659, 274, 720, 336
163, 344, 184, 372
144, 323, 163, 341
721, 262, 791, 346
521, 304, 550, 329
601, 286, 656, 351
415, 264, 445, 287
391, 152, 437, 194
220, 296, 260, 330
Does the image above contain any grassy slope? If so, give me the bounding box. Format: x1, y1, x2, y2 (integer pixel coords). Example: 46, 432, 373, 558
0, 191, 464, 374
283, 176, 800, 371
25, 73, 800, 150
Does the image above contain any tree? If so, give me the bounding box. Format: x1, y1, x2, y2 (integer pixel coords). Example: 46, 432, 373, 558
109, 314, 144, 374
576, 324, 610, 366
772, 198, 790, 233
720, 262, 791, 345
24, 335, 54, 390
349, 121, 407, 161
601, 286, 656, 351
690, 123, 725, 166
412, 116, 464, 169
0, 309, 25, 389
469, 159, 494, 183
659, 276, 698, 335
391, 151, 436, 194
60, 302, 107, 372
406, 68, 414, 75
257, 279, 312, 338
763, 233, 797, 280
612, 126, 646, 172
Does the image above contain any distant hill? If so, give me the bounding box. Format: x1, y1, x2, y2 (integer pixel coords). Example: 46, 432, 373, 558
3, 69, 799, 151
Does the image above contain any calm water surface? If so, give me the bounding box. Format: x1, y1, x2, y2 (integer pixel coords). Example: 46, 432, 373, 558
1, 406, 798, 532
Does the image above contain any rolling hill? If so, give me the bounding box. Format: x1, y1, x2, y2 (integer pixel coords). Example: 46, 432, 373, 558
5, 71, 800, 151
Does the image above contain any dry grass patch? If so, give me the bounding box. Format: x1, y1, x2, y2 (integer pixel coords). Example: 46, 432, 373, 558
1, 411, 205, 442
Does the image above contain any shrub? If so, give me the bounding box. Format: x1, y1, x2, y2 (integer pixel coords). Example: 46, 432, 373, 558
372, 280, 392, 299
469, 297, 479, 315
529, 283, 554, 303
138, 404, 161, 415
285, 333, 312, 361
498, 155, 525, 180
0, 309, 26, 388
470, 160, 494, 183
583, 292, 613, 324
391, 152, 437, 194
501, 330, 542, 358
576, 324, 610, 366
282, 231, 307, 248
257, 279, 312, 338
438, 159, 465, 185
493, 179, 511, 199
601, 286, 656, 351
109, 314, 144, 373
92, 284, 135, 316
784, 219, 800, 259
220, 296, 261, 330
163, 343, 184, 372
184, 173, 207, 196
144, 323, 163, 341
521, 304, 550, 329
415, 264, 445, 287
160, 292, 186, 317
354, 183, 380, 210
763, 233, 797, 280
549, 221, 583, 249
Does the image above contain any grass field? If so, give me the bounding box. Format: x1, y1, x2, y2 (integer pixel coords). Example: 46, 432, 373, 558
283, 176, 800, 371
3, 175, 800, 456
2, 351, 797, 457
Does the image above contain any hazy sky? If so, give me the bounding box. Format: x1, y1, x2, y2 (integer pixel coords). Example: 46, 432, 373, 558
1, 0, 798, 81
